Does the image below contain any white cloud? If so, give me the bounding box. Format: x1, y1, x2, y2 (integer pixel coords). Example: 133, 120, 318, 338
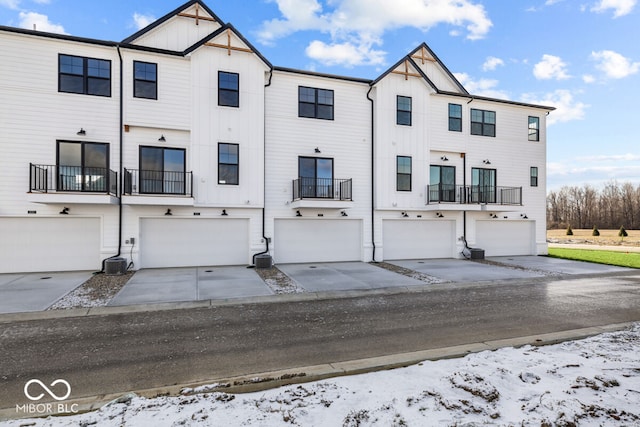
576, 153, 640, 162
582, 74, 596, 83
533, 54, 571, 80
18, 11, 66, 33
32, 0, 50, 4
521, 90, 589, 125
591, 50, 640, 79
0, 0, 20, 9
258, 0, 492, 67
591, 0, 637, 17
133, 12, 156, 30
482, 56, 504, 71
305, 40, 385, 67
454, 72, 509, 99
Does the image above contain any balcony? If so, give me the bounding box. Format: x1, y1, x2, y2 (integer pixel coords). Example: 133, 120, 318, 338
28, 163, 119, 204
426, 184, 522, 209
291, 177, 353, 209
122, 168, 194, 206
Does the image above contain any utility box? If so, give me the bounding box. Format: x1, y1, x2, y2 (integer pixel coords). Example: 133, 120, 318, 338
255, 254, 272, 269
105, 257, 127, 275
470, 248, 485, 260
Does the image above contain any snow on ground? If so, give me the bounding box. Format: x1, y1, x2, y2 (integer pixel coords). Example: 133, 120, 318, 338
4, 324, 640, 426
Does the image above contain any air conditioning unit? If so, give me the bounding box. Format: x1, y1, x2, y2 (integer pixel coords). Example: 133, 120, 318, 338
105, 257, 127, 275
470, 248, 485, 260
255, 254, 272, 269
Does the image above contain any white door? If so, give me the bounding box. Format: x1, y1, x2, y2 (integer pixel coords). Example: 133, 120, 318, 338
140, 218, 249, 268
475, 220, 534, 256
0, 217, 101, 273
274, 219, 362, 263
383, 219, 455, 260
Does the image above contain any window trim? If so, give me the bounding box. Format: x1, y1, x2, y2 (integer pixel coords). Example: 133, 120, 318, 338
133, 60, 157, 100
218, 71, 240, 108
58, 53, 111, 97
298, 86, 334, 120
528, 116, 540, 141
396, 156, 412, 192
448, 103, 462, 132
218, 143, 239, 185
470, 108, 496, 137
530, 166, 539, 187
396, 95, 412, 126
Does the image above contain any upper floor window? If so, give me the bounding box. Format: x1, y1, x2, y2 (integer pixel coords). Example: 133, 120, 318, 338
299, 86, 334, 120
59, 54, 111, 97
471, 109, 495, 137
396, 156, 412, 192
528, 116, 540, 141
134, 61, 157, 100
218, 71, 239, 107
218, 143, 239, 185
397, 96, 412, 126
449, 103, 462, 132
530, 167, 538, 187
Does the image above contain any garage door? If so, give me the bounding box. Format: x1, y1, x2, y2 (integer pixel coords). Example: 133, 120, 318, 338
383, 219, 455, 260
140, 218, 249, 268
475, 220, 534, 256
274, 219, 362, 263
0, 217, 100, 273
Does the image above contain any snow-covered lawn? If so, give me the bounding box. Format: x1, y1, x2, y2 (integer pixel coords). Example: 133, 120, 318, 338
4, 324, 640, 426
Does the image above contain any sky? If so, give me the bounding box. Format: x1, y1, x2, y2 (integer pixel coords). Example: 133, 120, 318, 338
1, 0, 639, 191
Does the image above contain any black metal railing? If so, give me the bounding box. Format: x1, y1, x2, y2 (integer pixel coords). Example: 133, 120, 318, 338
293, 178, 352, 201
427, 184, 522, 205
123, 168, 193, 196
29, 163, 117, 195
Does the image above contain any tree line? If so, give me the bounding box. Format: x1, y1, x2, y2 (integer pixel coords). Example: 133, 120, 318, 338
547, 181, 640, 230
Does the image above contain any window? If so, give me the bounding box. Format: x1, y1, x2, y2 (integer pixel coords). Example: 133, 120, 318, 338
59, 54, 111, 97
429, 165, 456, 202
471, 109, 496, 137
396, 156, 412, 192
218, 143, 239, 185
218, 71, 239, 107
298, 157, 333, 198
57, 141, 109, 192
298, 86, 334, 120
397, 96, 412, 126
530, 167, 538, 187
449, 103, 462, 132
134, 61, 157, 99
139, 146, 186, 194
471, 167, 496, 203
528, 116, 540, 141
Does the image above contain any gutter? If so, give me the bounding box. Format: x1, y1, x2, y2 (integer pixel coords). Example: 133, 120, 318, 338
366, 85, 376, 262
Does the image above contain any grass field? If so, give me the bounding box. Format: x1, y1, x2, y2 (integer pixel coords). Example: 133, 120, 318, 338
548, 247, 640, 268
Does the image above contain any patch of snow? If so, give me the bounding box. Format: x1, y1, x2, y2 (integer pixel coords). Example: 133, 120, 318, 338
3, 324, 639, 426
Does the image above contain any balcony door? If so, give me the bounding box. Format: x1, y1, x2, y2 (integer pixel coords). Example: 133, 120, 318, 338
429, 165, 455, 202
140, 146, 185, 194
57, 141, 109, 192
471, 167, 496, 203
299, 157, 333, 198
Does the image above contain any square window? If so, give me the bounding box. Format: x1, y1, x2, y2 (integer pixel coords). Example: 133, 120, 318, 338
59, 54, 111, 97
470, 108, 496, 137
298, 86, 334, 120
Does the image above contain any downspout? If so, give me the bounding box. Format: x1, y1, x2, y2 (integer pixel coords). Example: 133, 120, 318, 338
462, 152, 471, 258
251, 67, 274, 265
100, 45, 124, 272
366, 85, 376, 262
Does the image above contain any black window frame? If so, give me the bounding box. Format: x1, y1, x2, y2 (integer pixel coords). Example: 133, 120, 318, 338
133, 60, 157, 100
396, 95, 412, 126
58, 53, 111, 97
218, 143, 239, 185
139, 146, 186, 195
449, 103, 462, 132
396, 156, 412, 192
298, 86, 334, 120
470, 108, 496, 137
218, 71, 239, 108
429, 164, 456, 202
471, 167, 497, 203
298, 156, 334, 198
56, 140, 110, 192
530, 166, 539, 187
528, 116, 540, 141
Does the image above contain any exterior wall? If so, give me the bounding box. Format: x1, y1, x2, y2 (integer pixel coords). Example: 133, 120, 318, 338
130, 13, 221, 52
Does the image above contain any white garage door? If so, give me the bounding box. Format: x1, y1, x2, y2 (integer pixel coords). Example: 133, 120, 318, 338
274, 219, 362, 263
383, 219, 455, 260
0, 217, 101, 273
475, 220, 534, 256
140, 218, 249, 268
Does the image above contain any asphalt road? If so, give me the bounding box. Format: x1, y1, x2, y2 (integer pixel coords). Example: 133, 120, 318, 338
2, 273, 640, 412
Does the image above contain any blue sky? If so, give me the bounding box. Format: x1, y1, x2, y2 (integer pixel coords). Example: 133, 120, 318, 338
2, 0, 639, 191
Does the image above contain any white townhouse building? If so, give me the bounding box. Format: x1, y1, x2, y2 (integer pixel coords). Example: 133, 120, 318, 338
0, 1, 553, 274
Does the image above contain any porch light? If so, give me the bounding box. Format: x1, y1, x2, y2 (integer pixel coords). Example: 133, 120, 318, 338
221, 209, 228, 216
489, 213, 498, 219
483, 159, 491, 164
158, 135, 166, 142
59, 207, 69, 215
296, 210, 302, 217
314, 147, 321, 153
401, 211, 409, 218
520, 213, 528, 219
440, 156, 448, 161
165, 209, 172, 216
341, 211, 348, 217
76, 128, 86, 136
436, 212, 444, 218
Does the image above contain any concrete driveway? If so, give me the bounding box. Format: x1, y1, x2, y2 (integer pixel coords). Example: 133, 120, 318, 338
387, 258, 544, 282
489, 255, 633, 275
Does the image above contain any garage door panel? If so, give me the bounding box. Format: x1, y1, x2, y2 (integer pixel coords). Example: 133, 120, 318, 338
140, 218, 249, 268
275, 219, 361, 263
383, 220, 454, 260
0, 217, 100, 273
476, 221, 534, 256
